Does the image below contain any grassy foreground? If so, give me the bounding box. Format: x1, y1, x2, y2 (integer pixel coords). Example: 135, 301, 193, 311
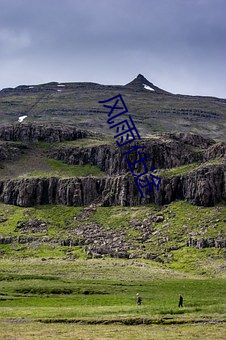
0, 257, 225, 339
0, 200, 225, 338
0, 322, 225, 340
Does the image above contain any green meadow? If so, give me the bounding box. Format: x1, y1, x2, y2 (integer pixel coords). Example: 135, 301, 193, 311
0, 200, 225, 338
0, 257, 225, 339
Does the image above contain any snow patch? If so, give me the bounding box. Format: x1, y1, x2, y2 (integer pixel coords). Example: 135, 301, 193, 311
57, 84, 65, 87
143, 84, 155, 91
29, 86, 34, 89
57, 89, 62, 92
18, 115, 27, 123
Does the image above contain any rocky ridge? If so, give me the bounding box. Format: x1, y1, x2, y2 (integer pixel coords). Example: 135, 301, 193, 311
0, 125, 226, 208
0, 162, 225, 207
0, 123, 91, 143
51, 138, 203, 176
1, 74, 226, 140
0, 142, 28, 162
50, 133, 221, 176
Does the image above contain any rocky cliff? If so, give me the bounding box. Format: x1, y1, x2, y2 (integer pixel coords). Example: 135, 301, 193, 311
0, 142, 28, 161
0, 127, 225, 208
51, 133, 226, 176
0, 163, 225, 207
51, 137, 204, 175
0, 123, 90, 142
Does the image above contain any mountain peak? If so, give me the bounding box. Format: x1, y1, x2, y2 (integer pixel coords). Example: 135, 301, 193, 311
125, 74, 171, 94
137, 73, 147, 81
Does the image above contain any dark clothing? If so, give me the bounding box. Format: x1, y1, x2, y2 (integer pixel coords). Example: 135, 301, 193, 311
178, 295, 183, 308
137, 296, 142, 305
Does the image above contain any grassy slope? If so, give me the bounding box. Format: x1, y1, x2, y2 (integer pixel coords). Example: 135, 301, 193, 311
0, 201, 225, 276
158, 158, 224, 177
1, 83, 226, 140
0, 140, 106, 179
0, 201, 225, 338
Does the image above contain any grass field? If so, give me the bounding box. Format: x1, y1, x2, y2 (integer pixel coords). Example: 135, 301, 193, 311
0, 257, 225, 339
0, 200, 225, 338
0, 322, 225, 340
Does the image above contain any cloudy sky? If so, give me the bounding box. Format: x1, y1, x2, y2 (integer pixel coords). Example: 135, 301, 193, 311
0, 0, 225, 97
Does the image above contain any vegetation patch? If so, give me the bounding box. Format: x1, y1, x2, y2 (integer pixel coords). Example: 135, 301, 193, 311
15, 287, 74, 295
22, 159, 105, 178
159, 163, 200, 177
0, 258, 225, 329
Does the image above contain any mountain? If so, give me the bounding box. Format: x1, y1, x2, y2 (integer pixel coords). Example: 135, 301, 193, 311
0, 74, 225, 334
0, 75, 225, 269
0, 74, 226, 140
0, 74, 226, 210
125, 73, 171, 94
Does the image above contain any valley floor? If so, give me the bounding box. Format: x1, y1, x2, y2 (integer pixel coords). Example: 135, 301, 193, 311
0, 322, 225, 340
0, 199, 225, 339
0, 257, 225, 339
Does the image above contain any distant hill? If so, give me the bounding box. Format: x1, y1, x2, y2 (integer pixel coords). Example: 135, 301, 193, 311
0, 74, 226, 140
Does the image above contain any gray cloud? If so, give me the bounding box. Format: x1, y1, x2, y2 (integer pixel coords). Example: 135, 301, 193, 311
0, 0, 225, 97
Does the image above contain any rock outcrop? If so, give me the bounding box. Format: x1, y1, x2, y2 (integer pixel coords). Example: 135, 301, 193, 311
0, 123, 91, 142
51, 133, 226, 176
0, 142, 28, 161
187, 237, 226, 248
0, 129, 225, 208
51, 138, 203, 176
203, 142, 226, 160
164, 132, 215, 149
0, 164, 225, 207
125, 73, 171, 94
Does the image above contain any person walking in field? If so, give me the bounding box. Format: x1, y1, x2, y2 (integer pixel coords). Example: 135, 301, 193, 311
178, 294, 183, 307
136, 293, 142, 306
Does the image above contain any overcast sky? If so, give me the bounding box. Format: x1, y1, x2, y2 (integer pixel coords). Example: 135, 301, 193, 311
0, 0, 225, 97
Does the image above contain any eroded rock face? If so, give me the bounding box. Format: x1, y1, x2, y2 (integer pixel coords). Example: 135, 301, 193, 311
0, 164, 225, 207
0, 124, 90, 142
51, 138, 203, 175
203, 142, 226, 160
164, 132, 215, 149
0, 130, 225, 208
187, 237, 226, 248
180, 165, 226, 206
51, 134, 226, 176
0, 142, 28, 161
